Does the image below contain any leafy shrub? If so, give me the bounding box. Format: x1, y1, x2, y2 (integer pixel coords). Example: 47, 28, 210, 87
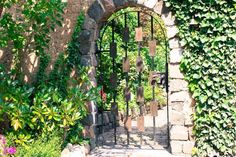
0, 65, 98, 146
15, 133, 61, 157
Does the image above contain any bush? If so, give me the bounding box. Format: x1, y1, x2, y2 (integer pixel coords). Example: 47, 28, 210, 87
15, 134, 61, 157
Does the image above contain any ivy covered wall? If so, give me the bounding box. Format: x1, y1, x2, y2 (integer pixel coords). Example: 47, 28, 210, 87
165, 0, 236, 156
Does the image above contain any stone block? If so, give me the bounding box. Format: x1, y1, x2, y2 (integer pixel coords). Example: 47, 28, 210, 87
169, 38, 181, 49
170, 91, 190, 102
169, 79, 188, 92
188, 126, 194, 141
88, 1, 105, 23
170, 140, 183, 154
97, 114, 102, 125
169, 64, 184, 79
81, 114, 96, 126
78, 29, 96, 43
144, 0, 158, 8
161, 11, 175, 26
83, 143, 90, 155
184, 113, 193, 126
170, 125, 188, 140
103, 112, 110, 124
183, 141, 195, 154
82, 16, 97, 30
170, 48, 183, 63
137, 0, 145, 5
61, 147, 70, 157
153, 1, 163, 15
79, 41, 96, 55
80, 54, 97, 66
167, 26, 179, 39
113, 0, 127, 8
171, 102, 184, 112
100, 0, 115, 12
170, 110, 185, 125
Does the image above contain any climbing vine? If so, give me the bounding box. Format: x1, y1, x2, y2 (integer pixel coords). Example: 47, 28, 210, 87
165, 0, 236, 156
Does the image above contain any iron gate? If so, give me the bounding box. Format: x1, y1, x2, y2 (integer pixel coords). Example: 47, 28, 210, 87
96, 8, 169, 148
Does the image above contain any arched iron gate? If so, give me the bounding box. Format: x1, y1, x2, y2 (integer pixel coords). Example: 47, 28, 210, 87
96, 9, 169, 148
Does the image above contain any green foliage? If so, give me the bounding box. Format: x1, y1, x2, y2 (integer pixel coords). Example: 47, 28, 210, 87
15, 133, 61, 157
0, 65, 96, 146
0, 1, 96, 148
0, 0, 65, 78
165, 0, 236, 156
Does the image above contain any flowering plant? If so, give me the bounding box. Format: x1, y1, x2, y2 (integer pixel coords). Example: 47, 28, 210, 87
0, 135, 16, 156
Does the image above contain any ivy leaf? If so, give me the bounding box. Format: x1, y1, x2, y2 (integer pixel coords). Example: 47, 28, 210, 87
193, 74, 201, 79
199, 95, 208, 103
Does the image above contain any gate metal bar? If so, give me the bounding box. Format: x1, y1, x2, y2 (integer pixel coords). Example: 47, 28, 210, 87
150, 16, 157, 144
111, 19, 117, 145
124, 13, 130, 146
137, 11, 143, 146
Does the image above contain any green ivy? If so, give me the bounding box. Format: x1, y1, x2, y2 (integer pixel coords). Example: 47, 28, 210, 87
165, 0, 236, 156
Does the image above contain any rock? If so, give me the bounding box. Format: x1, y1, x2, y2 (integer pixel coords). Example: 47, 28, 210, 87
169, 79, 188, 92
169, 38, 181, 49
100, 0, 115, 12
170, 140, 183, 154
79, 41, 96, 55
171, 102, 184, 112
66, 143, 73, 151
82, 16, 97, 30
170, 125, 188, 140
82, 126, 90, 137
144, 0, 158, 8
73, 145, 86, 157
88, 1, 105, 23
169, 64, 184, 79
170, 91, 190, 102
97, 114, 102, 125
81, 114, 95, 126
153, 0, 164, 15
70, 150, 84, 157
83, 143, 91, 154
188, 126, 194, 141
170, 48, 183, 63
137, 0, 145, 5
78, 29, 96, 43
103, 112, 110, 124
80, 54, 97, 67
113, 0, 127, 8
184, 113, 193, 126
170, 110, 185, 125
61, 148, 70, 157
167, 26, 179, 39
182, 141, 194, 154
161, 12, 175, 26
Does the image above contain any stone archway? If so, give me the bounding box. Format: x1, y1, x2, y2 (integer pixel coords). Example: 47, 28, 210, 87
78, 0, 194, 156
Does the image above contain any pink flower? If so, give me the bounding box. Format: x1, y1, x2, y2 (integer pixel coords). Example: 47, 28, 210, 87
6, 147, 16, 155
0, 135, 6, 145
